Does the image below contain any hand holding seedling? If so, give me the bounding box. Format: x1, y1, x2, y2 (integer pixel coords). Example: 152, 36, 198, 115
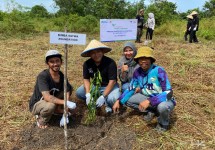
85, 93, 91, 105
96, 95, 105, 107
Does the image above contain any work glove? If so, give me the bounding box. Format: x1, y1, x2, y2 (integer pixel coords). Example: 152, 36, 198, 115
85, 93, 91, 105
60, 114, 69, 127
96, 95, 106, 107
67, 101, 76, 110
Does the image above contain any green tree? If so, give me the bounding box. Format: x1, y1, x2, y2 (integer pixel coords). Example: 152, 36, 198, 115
30, 5, 49, 18
2, 10, 35, 35
203, 0, 215, 17
145, 0, 177, 25
54, 0, 138, 19
54, 0, 94, 16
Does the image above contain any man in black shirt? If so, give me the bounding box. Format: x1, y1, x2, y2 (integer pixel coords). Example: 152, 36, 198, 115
190, 11, 199, 43
29, 50, 76, 129
76, 40, 121, 113
136, 9, 144, 43
184, 14, 193, 41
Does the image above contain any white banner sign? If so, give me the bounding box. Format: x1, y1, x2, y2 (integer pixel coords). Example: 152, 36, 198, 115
50, 32, 86, 45
100, 19, 137, 42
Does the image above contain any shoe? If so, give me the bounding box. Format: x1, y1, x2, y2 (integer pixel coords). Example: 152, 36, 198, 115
143, 112, 154, 122
144, 40, 148, 45
155, 123, 168, 132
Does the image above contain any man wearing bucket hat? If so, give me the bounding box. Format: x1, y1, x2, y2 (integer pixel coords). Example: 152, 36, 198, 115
184, 14, 193, 41
113, 47, 176, 132
29, 50, 76, 129
190, 11, 199, 43
76, 40, 121, 114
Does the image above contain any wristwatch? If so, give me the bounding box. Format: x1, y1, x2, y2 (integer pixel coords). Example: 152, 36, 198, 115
103, 94, 108, 99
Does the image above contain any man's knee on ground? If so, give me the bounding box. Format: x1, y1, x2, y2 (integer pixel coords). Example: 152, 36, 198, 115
42, 102, 56, 114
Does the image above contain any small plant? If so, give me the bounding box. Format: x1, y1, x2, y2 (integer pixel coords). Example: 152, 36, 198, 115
85, 69, 102, 124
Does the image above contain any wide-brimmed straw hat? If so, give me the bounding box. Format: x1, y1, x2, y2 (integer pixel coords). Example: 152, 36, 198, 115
81, 39, 111, 57
134, 46, 156, 63
191, 11, 198, 15
186, 15, 193, 19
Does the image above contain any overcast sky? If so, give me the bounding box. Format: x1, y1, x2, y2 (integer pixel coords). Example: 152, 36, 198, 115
0, 0, 209, 13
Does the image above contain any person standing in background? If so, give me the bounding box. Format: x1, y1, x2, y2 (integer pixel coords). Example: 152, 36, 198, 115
145, 12, 155, 45
135, 9, 144, 43
189, 11, 199, 43
184, 14, 193, 41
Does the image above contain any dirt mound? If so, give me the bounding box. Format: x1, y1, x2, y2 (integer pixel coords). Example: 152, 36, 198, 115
14, 114, 136, 150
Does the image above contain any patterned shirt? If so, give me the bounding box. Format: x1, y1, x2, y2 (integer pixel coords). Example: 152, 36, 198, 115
118, 64, 176, 106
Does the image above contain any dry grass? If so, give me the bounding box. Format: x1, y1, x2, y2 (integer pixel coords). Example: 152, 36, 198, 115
0, 33, 215, 149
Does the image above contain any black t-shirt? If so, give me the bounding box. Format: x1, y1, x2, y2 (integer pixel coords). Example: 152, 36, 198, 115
83, 56, 117, 86
136, 14, 144, 28
187, 19, 192, 30
29, 69, 72, 112
192, 16, 199, 31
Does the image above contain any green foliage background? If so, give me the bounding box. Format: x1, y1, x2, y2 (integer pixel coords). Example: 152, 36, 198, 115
0, 0, 214, 40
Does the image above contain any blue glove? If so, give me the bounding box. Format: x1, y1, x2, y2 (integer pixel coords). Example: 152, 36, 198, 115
67, 101, 76, 110
96, 95, 106, 107
85, 93, 91, 105
60, 114, 69, 127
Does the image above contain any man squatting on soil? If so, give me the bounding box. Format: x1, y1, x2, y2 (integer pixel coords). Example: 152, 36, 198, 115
76, 40, 121, 113
113, 46, 176, 132
29, 50, 76, 129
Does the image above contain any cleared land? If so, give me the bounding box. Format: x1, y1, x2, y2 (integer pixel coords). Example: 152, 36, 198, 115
0, 34, 215, 150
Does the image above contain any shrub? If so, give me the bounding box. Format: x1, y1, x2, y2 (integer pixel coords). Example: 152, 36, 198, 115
156, 17, 215, 40
1, 10, 36, 35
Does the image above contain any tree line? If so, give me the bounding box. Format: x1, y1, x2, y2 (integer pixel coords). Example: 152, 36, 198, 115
0, 0, 214, 38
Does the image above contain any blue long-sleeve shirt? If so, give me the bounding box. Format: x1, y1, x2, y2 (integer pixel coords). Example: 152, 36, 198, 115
118, 64, 176, 106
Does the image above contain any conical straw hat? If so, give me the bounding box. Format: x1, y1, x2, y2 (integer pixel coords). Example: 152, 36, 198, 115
191, 11, 198, 15
186, 15, 193, 19
81, 39, 111, 57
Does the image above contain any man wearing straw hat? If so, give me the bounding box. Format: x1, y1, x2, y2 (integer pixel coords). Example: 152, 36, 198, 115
190, 11, 199, 43
184, 14, 193, 41
76, 40, 121, 114
113, 47, 176, 132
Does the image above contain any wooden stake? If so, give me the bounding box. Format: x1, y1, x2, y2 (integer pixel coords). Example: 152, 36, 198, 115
64, 27, 68, 150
